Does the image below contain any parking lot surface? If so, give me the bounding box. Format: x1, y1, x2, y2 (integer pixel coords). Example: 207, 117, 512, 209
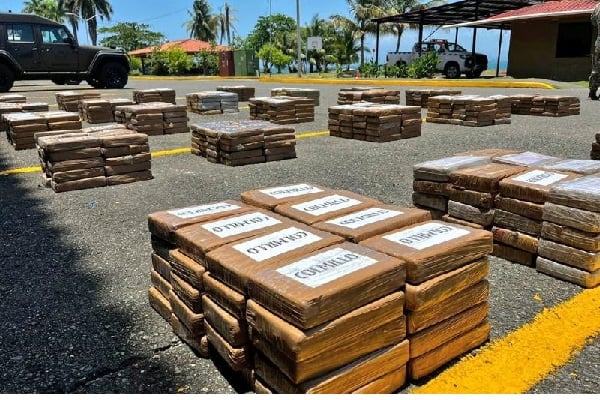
0, 78, 598, 394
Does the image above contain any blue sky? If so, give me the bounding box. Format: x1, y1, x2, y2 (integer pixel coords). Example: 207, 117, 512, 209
1, 0, 510, 65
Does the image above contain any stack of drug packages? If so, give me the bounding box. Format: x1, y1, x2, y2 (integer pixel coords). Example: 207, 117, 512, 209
133, 88, 176, 104
337, 88, 400, 106
261, 122, 297, 162
3, 110, 80, 150
249, 96, 315, 124
36, 125, 152, 191
107, 98, 135, 119
0, 103, 25, 132
226, 184, 410, 393
186, 91, 239, 114
537, 175, 600, 288
445, 162, 528, 231
412, 154, 493, 219
494, 158, 582, 267
592, 133, 600, 160
508, 94, 535, 115
114, 102, 188, 135
328, 103, 421, 141
190, 120, 296, 166
55, 91, 101, 112
530, 95, 580, 117
1, 102, 51, 134
147, 201, 254, 358
78, 99, 114, 124
489, 95, 512, 125
216, 85, 255, 102
426, 95, 500, 127
361, 220, 492, 380
0, 94, 26, 103
405, 89, 461, 108
271, 88, 320, 106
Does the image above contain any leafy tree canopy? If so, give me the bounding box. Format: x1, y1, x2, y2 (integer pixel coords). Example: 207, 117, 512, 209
98, 22, 164, 52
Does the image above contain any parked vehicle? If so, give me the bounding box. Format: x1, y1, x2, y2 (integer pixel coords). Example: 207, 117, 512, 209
386, 39, 488, 79
0, 12, 130, 92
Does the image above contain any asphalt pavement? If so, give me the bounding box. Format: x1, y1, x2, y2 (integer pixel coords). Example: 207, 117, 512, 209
0, 77, 597, 394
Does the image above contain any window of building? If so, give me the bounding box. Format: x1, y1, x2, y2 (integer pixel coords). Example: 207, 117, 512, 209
556, 22, 592, 58
7, 23, 34, 42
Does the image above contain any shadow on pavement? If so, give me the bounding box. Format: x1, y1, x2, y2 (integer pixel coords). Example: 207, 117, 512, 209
0, 150, 180, 393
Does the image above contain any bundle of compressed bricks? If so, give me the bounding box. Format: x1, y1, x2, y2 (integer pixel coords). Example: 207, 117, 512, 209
337, 88, 400, 105
0, 94, 27, 103
0, 102, 50, 133
186, 91, 239, 114
412, 150, 600, 288
216, 86, 256, 102
249, 96, 315, 124
3, 110, 81, 150
35, 125, 152, 192
190, 120, 296, 165
426, 95, 509, 127
509, 94, 580, 116
147, 182, 493, 393
79, 98, 135, 124
405, 89, 462, 108
55, 91, 102, 112
114, 102, 188, 135
328, 102, 421, 141
592, 133, 600, 160
133, 88, 176, 104
271, 88, 320, 107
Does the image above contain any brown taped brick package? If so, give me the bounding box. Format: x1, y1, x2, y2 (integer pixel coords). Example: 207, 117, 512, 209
538, 176, 600, 287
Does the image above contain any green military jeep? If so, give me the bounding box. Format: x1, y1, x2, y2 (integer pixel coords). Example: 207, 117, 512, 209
0, 12, 130, 92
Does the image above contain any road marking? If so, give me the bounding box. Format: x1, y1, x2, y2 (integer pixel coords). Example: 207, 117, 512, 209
0, 131, 330, 176
296, 130, 329, 139
412, 286, 600, 394
0, 166, 42, 176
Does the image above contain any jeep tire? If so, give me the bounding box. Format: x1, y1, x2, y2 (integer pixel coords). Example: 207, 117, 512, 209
0, 64, 15, 92
100, 62, 128, 89
444, 62, 460, 79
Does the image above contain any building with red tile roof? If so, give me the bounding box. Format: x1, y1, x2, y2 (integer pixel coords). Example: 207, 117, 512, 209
129, 39, 230, 57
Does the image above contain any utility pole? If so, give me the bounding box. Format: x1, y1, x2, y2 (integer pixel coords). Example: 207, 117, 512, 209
296, 0, 301, 77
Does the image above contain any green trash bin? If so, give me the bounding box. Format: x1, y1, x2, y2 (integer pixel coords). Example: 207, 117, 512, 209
234, 49, 259, 76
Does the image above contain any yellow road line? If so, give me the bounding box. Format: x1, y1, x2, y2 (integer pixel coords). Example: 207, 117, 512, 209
413, 286, 600, 394
151, 148, 191, 157
0, 166, 42, 176
0, 131, 329, 176
296, 130, 329, 139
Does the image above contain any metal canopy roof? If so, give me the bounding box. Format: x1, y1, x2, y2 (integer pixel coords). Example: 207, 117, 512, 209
372, 0, 542, 27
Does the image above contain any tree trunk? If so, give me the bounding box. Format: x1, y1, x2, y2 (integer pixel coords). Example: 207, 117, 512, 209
360, 33, 365, 66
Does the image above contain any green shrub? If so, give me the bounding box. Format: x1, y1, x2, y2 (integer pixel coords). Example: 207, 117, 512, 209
408, 51, 439, 79
129, 56, 142, 73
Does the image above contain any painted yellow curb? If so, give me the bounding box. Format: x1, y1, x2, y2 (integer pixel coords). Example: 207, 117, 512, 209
0, 131, 327, 176
413, 286, 600, 394
259, 77, 555, 90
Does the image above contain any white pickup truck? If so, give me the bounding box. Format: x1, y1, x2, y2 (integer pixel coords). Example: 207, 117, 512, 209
386, 39, 488, 79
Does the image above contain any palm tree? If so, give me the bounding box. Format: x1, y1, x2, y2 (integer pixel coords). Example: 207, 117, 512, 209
384, 0, 446, 52
186, 0, 216, 42
58, 0, 113, 45
213, 2, 237, 46
22, 0, 66, 22
338, 0, 388, 66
